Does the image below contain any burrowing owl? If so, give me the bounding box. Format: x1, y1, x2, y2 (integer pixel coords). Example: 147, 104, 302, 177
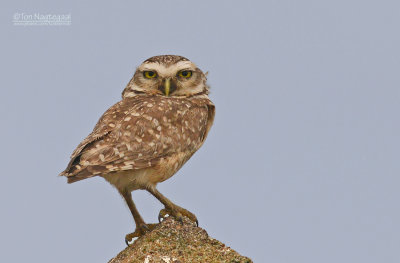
59, 55, 215, 244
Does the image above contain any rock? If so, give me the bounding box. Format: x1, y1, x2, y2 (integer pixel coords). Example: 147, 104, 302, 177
108, 217, 252, 263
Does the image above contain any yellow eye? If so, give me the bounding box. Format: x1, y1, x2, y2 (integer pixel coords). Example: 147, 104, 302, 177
178, 70, 192, 78
143, 71, 157, 79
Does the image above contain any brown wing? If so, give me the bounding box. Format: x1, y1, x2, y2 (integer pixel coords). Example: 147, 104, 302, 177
60, 95, 214, 183
59, 99, 139, 179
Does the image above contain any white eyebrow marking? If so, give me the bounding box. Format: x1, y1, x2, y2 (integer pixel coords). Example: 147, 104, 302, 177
140, 61, 196, 77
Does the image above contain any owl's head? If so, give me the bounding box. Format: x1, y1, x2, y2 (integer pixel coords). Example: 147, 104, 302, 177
122, 55, 209, 99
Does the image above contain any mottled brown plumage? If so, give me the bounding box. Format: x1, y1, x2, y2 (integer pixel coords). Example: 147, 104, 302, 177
60, 55, 215, 245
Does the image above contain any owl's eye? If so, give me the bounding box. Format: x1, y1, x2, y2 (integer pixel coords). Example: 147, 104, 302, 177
178, 70, 192, 78
143, 71, 157, 79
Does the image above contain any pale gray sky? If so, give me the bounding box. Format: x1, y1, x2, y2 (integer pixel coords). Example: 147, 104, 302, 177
1, 0, 399, 262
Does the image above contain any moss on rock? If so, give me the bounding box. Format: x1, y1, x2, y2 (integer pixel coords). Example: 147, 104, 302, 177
108, 217, 252, 263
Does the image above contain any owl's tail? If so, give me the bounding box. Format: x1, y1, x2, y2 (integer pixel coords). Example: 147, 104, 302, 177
58, 167, 97, 184
66, 175, 87, 184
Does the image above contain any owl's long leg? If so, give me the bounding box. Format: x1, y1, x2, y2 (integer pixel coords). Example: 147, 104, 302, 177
146, 187, 198, 226
120, 190, 157, 245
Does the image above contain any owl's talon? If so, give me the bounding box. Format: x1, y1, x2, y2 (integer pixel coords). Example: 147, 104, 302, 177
158, 208, 170, 223
125, 235, 138, 246
158, 207, 198, 226
175, 212, 184, 224
125, 223, 158, 246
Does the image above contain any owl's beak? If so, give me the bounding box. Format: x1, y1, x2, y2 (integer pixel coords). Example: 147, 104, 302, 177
159, 78, 177, 96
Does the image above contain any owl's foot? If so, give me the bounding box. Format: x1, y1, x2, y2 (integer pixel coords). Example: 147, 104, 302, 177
125, 223, 158, 246
158, 206, 198, 226
146, 187, 199, 226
